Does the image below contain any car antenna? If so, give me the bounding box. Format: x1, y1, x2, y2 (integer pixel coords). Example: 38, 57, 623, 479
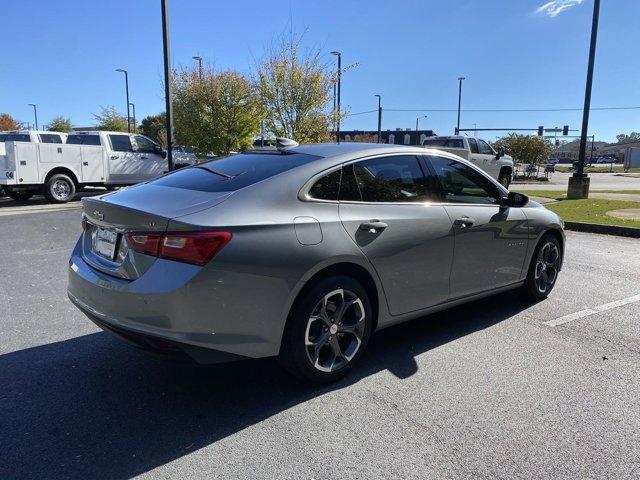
276, 137, 299, 152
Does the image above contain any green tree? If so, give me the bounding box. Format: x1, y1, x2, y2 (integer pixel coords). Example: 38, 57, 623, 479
48, 116, 73, 133
256, 35, 334, 143
92, 106, 128, 132
492, 133, 553, 166
139, 113, 166, 145
0, 113, 19, 131
173, 68, 260, 155
615, 132, 640, 143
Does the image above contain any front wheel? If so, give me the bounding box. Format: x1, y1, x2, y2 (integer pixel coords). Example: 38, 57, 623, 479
279, 275, 373, 383
522, 234, 562, 301
43, 174, 76, 203
498, 173, 511, 189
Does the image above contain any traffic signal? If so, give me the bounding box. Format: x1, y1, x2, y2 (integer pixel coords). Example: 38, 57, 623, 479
538, 126, 544, 136
562, 125, 569, 136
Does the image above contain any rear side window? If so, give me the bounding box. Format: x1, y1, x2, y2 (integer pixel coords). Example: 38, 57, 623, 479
308, 169, 341, 200
343, 155, 438, 203
0, 133, 30, 142
150, 152, 322, 192
468, 138, 479, 154
66, 134, 101, 145
109, 134, 133, 152
39, 134, 62, 144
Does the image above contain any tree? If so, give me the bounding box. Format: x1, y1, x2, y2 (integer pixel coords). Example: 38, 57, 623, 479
256, 35, 333, 143
92, 106, 128, 132
173, 68, 261, 155
138, 113, 166, 145
492, 133, 553, 166
48, 116, 73, 133
615, 132, 640, 143
0, 113, 19, 131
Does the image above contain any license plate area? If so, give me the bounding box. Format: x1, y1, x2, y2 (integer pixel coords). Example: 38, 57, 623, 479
91, 227, 119, 261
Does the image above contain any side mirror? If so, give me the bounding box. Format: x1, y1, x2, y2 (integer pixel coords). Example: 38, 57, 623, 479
154, 144, 167, 158
495, 147, 505, 159
500, 191, 529, 207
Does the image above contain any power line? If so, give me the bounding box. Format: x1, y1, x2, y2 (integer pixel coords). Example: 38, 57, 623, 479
348, 106, 640, 115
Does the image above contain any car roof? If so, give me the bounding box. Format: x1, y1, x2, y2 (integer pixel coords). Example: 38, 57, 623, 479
285, 142, 430, 159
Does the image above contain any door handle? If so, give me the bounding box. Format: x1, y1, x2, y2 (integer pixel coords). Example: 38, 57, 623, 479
82, 161, 89, 166
110, 155, 119, 160
453, 217, 476, 228
140, 155, 148, 159
359, 220, 388, 233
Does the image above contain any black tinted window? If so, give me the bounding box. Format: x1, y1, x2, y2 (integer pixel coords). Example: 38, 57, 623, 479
351, 155, 436, 203
339, 164, 362, 201
66, 134, 101, 145
468, 138, 479, 154
428, 156, 500, 205
151, 152, 321, 192
109, 135, 133, 152
39, 134, 62, 144
309, 169, 341, 200
0, 133, 30, 142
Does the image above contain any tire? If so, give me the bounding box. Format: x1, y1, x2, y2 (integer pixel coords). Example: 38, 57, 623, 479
8, 191, 33, 201
43, 173, 76, 203
498, 173, 511, 189
279, 275, 373, 384
522, 233, 562, 301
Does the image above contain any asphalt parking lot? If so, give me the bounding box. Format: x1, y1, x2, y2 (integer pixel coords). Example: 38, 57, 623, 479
1, 205, 639, 479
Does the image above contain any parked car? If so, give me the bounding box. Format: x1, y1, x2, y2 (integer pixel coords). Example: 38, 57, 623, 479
422, 135, 514, 188
0, 131, 187, 203
68, 141, 565, 383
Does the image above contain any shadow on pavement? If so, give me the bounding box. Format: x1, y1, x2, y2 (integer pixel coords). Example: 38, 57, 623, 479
0, 290, 532, 479
0, 189, 105, 209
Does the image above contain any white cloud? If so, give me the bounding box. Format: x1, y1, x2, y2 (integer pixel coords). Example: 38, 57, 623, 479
536, 0, 585, 17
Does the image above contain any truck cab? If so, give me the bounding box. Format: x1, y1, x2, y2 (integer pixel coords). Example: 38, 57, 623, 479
422, 135, 514, 187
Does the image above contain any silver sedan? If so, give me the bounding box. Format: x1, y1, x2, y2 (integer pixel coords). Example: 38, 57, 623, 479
68, 142, 564, 383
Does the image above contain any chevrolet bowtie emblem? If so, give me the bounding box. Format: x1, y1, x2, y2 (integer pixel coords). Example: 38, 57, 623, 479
92, 210, 104, 221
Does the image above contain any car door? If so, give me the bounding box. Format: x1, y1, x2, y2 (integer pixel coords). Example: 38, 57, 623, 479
338, 154, 454, 316
133, 135, 166, 181
107, 134, 137, 184
426, 155, 529, 298
475, 138, 500, 179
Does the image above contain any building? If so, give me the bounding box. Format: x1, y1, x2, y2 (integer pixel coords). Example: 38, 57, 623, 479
338, 128, 436, 146
551, 139, 608, 163
596, 139, 640, 160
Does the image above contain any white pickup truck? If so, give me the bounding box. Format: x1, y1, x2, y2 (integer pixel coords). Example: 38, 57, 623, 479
422, 135, 514, 188
0, 131, 193, 203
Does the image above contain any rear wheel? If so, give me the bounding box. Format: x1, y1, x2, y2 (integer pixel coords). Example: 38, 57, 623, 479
279, 275, 373, 383
43, 174, 76, 203
522, 234, 562, 300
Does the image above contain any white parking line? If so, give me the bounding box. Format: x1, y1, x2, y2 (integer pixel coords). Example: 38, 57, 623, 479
545, 293, 640, 327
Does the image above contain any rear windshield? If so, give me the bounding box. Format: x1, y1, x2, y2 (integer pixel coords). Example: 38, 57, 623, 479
423, 138, 464, 148
0, 133, 30, 142
150, 151, 321, 192
66, 134, 101, 145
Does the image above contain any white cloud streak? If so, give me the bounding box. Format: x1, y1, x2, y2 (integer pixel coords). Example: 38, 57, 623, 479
536, 0, 585, 17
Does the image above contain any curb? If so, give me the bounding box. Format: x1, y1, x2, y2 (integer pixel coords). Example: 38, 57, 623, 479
565, 221, 640, 238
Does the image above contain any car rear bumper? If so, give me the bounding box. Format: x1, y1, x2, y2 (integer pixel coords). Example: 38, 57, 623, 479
67, 236, 291, 362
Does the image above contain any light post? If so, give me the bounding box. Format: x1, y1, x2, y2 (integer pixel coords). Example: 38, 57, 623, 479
456, 76, 465, 134
415, 115, 427, 145
161, 0, 175, 171
330, 51, 342, 143
192, 55, 203, 79
374, 94, 382, 143
115, 68, 131, 133
568, 0, 600, 199
27, 103, 38, 130
129, 102, 136, 133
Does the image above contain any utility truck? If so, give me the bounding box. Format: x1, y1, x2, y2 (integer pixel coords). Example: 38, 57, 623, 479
422, 135, 514, 187
0, 131, 192, 203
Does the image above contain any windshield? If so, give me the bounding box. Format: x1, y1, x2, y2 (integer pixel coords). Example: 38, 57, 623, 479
150, 151, 322, 192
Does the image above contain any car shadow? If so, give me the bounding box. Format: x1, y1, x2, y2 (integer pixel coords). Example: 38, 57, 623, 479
0, 290, 533, 479
0, 189, 105, 208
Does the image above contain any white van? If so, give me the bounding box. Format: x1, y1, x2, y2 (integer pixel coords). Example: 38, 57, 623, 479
0, 131, 190, 203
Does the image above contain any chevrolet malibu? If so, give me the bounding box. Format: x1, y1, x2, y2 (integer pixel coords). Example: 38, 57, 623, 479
68, 141, 564, 383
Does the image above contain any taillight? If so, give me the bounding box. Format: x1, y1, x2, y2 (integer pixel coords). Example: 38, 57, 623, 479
125, 231, 231, 266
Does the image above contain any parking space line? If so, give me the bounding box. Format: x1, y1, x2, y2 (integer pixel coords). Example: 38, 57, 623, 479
545, 294, 640, 327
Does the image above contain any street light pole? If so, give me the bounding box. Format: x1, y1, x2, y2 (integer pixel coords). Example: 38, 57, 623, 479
161, 0, 175, 171
568, 0, 600, 199
416, 115, 427, 145
331, 51, 341, 143
115, 69, 131, 133
27, 103, 38, 130
456, 76, 465, 134
192, 55, 203, 79
129, 102, 136, 133
374, 94, 382, 143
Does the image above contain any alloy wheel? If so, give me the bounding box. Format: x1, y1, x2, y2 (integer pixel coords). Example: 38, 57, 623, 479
305, 288, 366, 372
534, 242, 560, 293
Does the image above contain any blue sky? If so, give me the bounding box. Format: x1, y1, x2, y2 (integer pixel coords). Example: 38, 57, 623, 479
1, 0, 638, 142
